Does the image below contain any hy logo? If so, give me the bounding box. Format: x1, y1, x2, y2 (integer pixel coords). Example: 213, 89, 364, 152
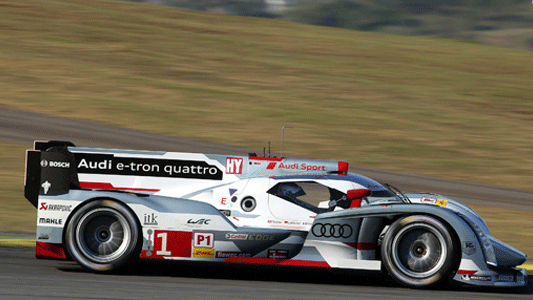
226, 158, 243, 174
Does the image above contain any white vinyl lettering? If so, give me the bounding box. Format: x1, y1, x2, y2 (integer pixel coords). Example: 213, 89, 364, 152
156, 232, 171, 256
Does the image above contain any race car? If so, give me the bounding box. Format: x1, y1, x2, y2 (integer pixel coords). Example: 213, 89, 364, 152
24, 140, 527, 288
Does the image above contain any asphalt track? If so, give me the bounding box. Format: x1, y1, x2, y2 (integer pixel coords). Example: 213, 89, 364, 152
1, 107, 532, 299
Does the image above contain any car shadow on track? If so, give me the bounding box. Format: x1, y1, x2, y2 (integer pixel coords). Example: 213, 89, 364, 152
57, 259, 533, 295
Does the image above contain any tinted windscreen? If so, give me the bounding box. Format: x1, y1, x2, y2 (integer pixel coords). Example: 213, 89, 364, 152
366, 189, 403, 205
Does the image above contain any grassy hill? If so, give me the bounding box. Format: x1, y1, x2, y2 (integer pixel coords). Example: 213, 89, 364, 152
127, 0, 533, 51
0, 0, 532, 256
2, 0, 533, 190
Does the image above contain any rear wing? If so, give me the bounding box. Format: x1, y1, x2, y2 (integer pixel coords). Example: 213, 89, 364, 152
24, 141, 79, 207
25, 140, 348, 207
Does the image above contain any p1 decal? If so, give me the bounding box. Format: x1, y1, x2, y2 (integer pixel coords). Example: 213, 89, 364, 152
226, 157, 243, 174
141, 230, 192, 259
194, 232, 214, 248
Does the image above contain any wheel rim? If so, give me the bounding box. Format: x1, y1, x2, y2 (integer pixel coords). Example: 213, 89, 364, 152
75, 208, 132, 263
390, 223, 447, 279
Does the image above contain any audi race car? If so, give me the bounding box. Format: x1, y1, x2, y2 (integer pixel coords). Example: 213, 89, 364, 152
24, 140, 527, 288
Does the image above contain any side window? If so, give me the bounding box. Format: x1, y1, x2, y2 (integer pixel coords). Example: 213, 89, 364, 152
267, 181, 343, 213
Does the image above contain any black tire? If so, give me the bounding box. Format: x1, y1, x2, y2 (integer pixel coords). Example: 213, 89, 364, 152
381, 215, 458, 288
64, 199, 142, 272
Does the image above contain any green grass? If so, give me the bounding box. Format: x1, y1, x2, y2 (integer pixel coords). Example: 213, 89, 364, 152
0, 0, 532, 256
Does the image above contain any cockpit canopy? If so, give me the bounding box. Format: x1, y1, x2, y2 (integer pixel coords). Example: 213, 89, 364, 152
267, 173, 404, 213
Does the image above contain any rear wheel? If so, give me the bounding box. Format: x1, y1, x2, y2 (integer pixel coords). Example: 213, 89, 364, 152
381, 215, 458, 288
65, 199, 142, 272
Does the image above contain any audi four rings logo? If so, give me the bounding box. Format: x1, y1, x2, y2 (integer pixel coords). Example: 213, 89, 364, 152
311, 223, 352, 238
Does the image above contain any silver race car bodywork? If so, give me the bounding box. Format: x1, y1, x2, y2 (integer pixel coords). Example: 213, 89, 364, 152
24, 141, 527, 288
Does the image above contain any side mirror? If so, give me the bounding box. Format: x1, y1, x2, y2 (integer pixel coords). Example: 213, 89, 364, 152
346, 189, 371, 208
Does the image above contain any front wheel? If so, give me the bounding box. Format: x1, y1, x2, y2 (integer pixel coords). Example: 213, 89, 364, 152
381, 215, 459, 288
65, 199, 142, 272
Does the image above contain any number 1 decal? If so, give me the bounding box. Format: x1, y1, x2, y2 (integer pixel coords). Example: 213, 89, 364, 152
141, 230, 193, 259
156, 232, 171, 256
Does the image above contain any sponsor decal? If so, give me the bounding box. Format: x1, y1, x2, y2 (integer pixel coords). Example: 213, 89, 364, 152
192, 247, 215, 258
311, 223, 353, 238
229, 189, 237, 196
276, 162, 326, 172
247, 234, 276, 241
74, 153, 223, 180
38, 218, 63, 225
193, 232, 214, 248
219, 210, 231, 217
420, 196, 437, 204
224, 233, 276, 241
497, 275, 515, 282
266, 162, 277, 170
225, 233, 248, 240
216, 251, 252, 258
268, 249, 288, 259
267, 220, 282, 224
37, 234, 49, 240
461, 275, 492, 281
40, 159, 70, 168
436, 199, 448, 207
41, 181, 51, 194
462, 241, 476, 255
39, 202, 72, 212
143, 213, 158, 226
187, 218, 211, 226
226, 158, 243, 174
220, 197, 227, 206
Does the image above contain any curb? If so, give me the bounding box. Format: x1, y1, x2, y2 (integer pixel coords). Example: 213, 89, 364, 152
0, 237, 36, 248
520, 263, 533, 273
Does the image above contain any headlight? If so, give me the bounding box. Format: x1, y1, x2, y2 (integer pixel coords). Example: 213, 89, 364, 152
458, 214, 497, 267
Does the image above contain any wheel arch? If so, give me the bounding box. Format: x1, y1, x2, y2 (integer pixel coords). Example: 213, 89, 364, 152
380, 212, 462, 269
61, 196, 143, 262
381, 212, 461, 247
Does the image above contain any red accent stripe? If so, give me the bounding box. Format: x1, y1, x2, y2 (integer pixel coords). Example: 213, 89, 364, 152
249, 156, 283, 161
356, 242, 376, 250
266, 162, 277, 170
80, 182, 160, 192
456, 270, 478, 275
343, 242, 376, 250
36, 242, 67, 260
343, 242, 357, 249
223, 257, 330, 268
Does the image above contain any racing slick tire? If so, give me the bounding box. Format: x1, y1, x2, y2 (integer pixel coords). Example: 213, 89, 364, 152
64, 199, 142, 272
381, 215, 459, 288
